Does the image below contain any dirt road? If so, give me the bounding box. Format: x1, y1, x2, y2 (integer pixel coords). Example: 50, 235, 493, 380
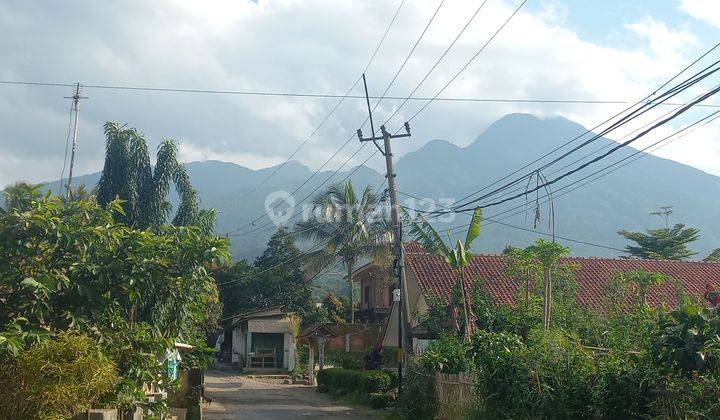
202, 369, 376, 420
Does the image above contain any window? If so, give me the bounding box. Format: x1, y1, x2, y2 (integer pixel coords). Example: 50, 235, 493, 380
364, 285, 370, 308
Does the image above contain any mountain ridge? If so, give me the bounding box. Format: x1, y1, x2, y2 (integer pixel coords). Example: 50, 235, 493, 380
14, 113, 720, 262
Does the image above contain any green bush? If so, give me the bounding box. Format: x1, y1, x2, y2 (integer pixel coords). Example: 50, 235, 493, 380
368, 392, 391, 409
398, 364, 437, 419
0, 333, 118, 420
316, 368, 393, 396
419, 334, 474, 374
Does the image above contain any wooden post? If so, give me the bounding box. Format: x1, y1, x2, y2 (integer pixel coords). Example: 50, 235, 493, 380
308, 347, 315, 385
344, 333, 350, 352
318, 337, 325, 371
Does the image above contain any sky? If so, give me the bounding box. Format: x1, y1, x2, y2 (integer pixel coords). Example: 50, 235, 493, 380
1, 0, 720, 188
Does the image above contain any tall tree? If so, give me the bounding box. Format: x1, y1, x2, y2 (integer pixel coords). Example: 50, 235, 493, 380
295, 181, 390, 324
405, 207, 483, 340
254, 227, 313, 316
216, 227, 313, 318
96, 122, 214, 232
618, 207, 699, 260
618, 224, 699, 260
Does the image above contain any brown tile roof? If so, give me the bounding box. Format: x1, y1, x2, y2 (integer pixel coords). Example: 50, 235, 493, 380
403, 242, 720, 311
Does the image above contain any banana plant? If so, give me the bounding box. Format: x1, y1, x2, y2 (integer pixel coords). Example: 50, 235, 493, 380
404, 207, 482, 341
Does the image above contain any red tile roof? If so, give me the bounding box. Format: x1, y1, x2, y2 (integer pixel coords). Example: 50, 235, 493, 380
403, 242, 720, 311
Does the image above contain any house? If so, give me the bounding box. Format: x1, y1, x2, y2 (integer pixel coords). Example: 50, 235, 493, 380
351, 262, 395, 324
221, 306, 296, 371
380, 242, 720, 350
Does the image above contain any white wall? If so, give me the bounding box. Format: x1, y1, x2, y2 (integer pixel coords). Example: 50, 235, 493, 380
232, 326, 246, 364
284, 333, 295, 370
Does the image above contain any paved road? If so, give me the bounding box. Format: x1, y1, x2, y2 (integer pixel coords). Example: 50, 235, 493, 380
202, 369, 375, 420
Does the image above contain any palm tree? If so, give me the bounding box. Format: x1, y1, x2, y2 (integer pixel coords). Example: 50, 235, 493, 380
295, 181, 390, 324
96, 122, 214, 233
405, 207, 482, 341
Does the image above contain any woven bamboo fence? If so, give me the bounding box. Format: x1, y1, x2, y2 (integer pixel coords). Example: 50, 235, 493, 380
434, 372, 477, 419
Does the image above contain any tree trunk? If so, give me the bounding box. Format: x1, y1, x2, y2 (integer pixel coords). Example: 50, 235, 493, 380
457, 271, 472, 341
347, 262, 355, 324
543, 267, 551, 330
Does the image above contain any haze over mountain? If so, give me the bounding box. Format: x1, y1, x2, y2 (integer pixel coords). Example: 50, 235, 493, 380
27, 113, 720, 263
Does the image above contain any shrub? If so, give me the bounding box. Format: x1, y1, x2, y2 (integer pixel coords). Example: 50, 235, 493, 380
0, 333, 118, 420
472, 330, 535, 418
398, 363, 437, 419
339, 352, 365, 370
419, 334, 473, 374
368, 392, 391, 409
316, 368, 393, 396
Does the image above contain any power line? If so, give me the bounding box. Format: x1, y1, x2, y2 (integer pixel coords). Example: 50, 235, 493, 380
57, 100, 75, 196
402, 107, 720, 249
429, 57, 720, 215
425, 41, 720, 215
396, 191, 625, 252
233, 1, 446, 235
6, 79, 720, 107
400, 0, 529, 127
457, 82, 720, 213
242, 0, 406, 196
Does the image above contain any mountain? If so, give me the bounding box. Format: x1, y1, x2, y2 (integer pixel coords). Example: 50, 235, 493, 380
15, 113, 720, 263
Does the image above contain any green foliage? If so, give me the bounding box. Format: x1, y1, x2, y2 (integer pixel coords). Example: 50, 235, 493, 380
607, 269, 669, 308
96, 122, 214, 233
652, 300, 720, 375
323, 292, 349, 324
0, 192, 229, 407
419, 334, 474, 374
705, 248, 720, 261
398, 364, 437, 419
503, 239, 574, 331
316, 368, 392, 395
2, 182, 42, 212
295, 181, 390, 323
421, 292, 451, 337
405, 207, 483, 339
0, 333, 118, 420
216, 227, 315, 321
619, 223, 699, 260
368, 392, 391, 409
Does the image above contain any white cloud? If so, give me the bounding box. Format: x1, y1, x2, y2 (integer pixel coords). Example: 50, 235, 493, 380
1, 0, 719, 188
678, 0, 720, 28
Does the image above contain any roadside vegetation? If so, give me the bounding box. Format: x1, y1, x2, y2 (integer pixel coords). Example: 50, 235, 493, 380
0, 123, 226, 418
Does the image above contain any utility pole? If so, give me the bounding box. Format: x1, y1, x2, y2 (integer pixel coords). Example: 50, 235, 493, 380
65, 82, 86, 200
357, 74, 411, 393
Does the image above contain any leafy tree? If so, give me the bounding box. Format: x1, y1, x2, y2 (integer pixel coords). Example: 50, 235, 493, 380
96, 122, 214, 232
322, 292, 347, 324
215, 260, 254, 319
705, 248, 720, 262
405, 207, 483, 340
295, 181, 390, 323
606, 269, 669, 308
2, 182, 42, 212
253, 227, 314, 317
216, 227, 314, 320
0, 191, 228, 406
618, 209, 699, 260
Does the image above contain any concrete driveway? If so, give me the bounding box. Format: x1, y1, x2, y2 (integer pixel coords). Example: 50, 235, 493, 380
202, 369, 375, 420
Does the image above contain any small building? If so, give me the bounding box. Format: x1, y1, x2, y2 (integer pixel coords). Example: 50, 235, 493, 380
351, 262, 394, 325
224, 306, 296, 371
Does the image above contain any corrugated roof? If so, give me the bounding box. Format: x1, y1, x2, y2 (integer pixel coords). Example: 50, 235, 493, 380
403, 242, 720, 311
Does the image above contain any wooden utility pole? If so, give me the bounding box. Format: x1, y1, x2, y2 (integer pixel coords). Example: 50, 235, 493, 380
65, 82, 86, 200
357, 74, 411, 393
